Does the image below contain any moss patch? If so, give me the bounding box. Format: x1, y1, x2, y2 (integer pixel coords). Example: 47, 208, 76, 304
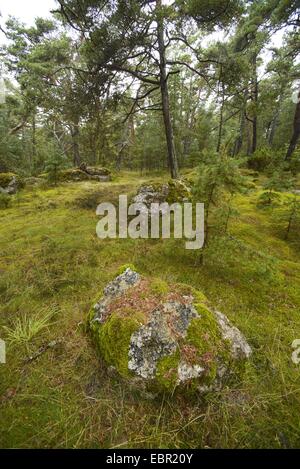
186, 305, 231, 385
166, 179, 191, 204
116, 264, 138, 276
96, 312, 145, 377
149, 278, 169, 296
156, 350, 181, 391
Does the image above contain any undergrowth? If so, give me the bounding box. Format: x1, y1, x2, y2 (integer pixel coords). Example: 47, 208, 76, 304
0, 172, 300, 448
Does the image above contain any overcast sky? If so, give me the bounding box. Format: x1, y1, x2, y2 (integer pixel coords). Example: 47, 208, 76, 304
0, 0, 56, 27
0, 0, 286, 77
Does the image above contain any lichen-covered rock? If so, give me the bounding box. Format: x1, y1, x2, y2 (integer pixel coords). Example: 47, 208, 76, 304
88, 267, 252, 394
24, 177, 44, 187
132, 180, 191, 215
0, 172, 24, 194
58, 166, 111, 183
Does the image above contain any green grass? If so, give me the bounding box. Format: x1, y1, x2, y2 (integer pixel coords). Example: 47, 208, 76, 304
0, 173, 300, 448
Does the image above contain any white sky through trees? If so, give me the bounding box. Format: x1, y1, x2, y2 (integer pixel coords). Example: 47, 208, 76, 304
0, 0, 56, 28
0, 0, 289, 81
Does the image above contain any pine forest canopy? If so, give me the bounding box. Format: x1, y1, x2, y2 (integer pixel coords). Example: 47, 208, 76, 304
0, 0, 299, 177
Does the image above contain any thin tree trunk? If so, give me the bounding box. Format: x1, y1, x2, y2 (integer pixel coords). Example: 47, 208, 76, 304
71, 119, 81, 167
217, 83, 225, 153
285, 91, 300, 161
268, 89, 284, 146
233, 109, 245, 156
252, 57, 258, 154
31, 114, 36, 169
156, 0, 178, 179
246, 119, 252, 156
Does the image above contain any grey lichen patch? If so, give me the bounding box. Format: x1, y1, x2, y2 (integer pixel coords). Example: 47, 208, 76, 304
163, 301, 199, 337
128, 311, 177, 379
92, 268, 140, 323
213, 310, 252, 360
128, 302, 198, 379
177, 362, 205, 383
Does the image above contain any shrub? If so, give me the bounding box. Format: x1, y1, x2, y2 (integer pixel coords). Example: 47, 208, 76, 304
248, 147, 284, 171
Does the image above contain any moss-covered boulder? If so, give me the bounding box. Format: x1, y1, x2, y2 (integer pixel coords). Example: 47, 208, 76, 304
0, 173, 24, 194
88, 267, 252, 394
132, 179, 191, 211
58, 166, 111, 183
24, 176, 45, 187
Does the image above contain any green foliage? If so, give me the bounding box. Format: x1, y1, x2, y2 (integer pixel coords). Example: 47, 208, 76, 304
257, 169, 296, 207
248, 147, 275, 171
193, 152, 249, 260
279, 195, 300, 239
194, 151, 248, 202
45, 153, 68, 186
257, 190, 282, 207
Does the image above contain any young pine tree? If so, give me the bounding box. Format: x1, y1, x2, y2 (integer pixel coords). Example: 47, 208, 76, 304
193, 151, 248, 264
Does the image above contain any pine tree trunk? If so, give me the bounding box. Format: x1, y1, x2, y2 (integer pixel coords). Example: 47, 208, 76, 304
71, 120, 81, 167
233, 110, 245, 156
268, 89, 284, 146
156, 0, 178, 179
285, 91, 300, 161
217, 83, 225, 153
31, 113, 36, 170
251, 55, 258, 154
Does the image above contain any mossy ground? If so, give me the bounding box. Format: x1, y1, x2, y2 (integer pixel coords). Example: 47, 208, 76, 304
0, 171, 300, 448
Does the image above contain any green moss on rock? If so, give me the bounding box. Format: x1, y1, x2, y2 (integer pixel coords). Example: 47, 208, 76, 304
116, 264, 137, 276
166, 179, 191, 204
87, 268, 252, 394
156, 350, 181, 391
96, 312, 145, 377
0, 172, 24, 189
149, 278, 169, 296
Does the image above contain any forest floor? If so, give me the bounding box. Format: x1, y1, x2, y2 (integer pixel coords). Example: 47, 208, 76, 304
1, 171, 300, 449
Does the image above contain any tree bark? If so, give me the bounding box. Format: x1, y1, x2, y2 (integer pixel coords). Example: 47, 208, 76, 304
268, 88, 284, 146
232, 109, 245, 156
71, 119, 81, 167
285, 91, 300, 161
216, 83, 225, 153
31, 113, 36, 170
251, 55, 258, 154
156, 0, 178, 179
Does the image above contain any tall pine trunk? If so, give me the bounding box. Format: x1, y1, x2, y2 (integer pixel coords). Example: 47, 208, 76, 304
156, 0, 178, 179
285, 91, 300, 161
251, 55, 258, 154
232, 109, 245, 156
217, 83, 225, 153
71, 119, 81, 167
268, 87, 285, 146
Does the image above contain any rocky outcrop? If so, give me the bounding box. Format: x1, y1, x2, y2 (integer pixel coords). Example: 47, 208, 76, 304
133, 180, 191, 205
0, 173, 24, 195
88, 267, 252, 394
24, 177, 45, 187
58, 165, 111, 183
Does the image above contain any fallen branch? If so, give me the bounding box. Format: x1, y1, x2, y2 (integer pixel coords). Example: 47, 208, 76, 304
23, 340, 63, 364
